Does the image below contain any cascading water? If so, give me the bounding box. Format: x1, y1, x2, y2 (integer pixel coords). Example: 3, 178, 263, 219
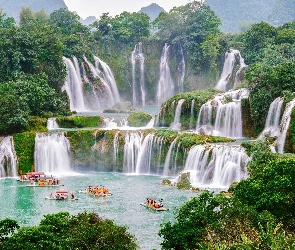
177, 44, 185, 93
135, 134, 154, 174
162, 138, 178, 176
189, 99, 195, 130
180, 144, 249, 188
123, 132, 143, 173
93, 56, 120, 104
157, 43, 175, 105
259, 97, 283, 138
83, 56, 116, 109
113, 131, 120, 170
131, 42, 146, 106
170, 99, 185, 130
34, 133, 72, 174
196, 88, 249, 138
276, 98, 295, 153
63, 56, 85, 111
47, 118, 59, 130
215, 49, 246, 91
0, 136, 17, 177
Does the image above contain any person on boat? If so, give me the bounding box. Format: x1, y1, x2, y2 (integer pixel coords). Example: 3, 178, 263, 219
56, 194, 60, 199
158, 199, 164, 207
50, 193, 53, 198
154, 202, 160, 208
71, 192, 75, 199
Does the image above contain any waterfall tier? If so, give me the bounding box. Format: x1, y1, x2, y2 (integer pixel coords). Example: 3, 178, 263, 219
34, 133, 72, 174
131, 42, 146, 106
0, 136, 17, 177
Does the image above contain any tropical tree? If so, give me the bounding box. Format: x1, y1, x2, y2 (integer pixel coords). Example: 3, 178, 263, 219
1, 211, 138, 250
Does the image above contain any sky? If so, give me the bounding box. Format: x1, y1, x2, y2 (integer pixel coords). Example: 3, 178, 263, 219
63, 0, 190, 19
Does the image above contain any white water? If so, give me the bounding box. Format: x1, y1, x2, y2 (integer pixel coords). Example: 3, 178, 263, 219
131, 42, 146, 106
123, 132, 143, 173
83, 56, 116, 109
215, 49, 246, 91
93, 56, 120, 104
135, 134, 154, 174
196, 88, 249, 138
34, 133, 72, 174
260, 97, 283, 138
63, 57, 85, 111
177, 44, 185, 93
276, 98, 295, 153
162, 138, 178, 176
157, 44, 175, 105
170, 99, 185, 130
189, 99, 195, 130
180, 144, 249, 188
0, 136, 17, 177
47, 118, 59, 130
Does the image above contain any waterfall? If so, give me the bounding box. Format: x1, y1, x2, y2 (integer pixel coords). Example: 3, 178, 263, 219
47, 118, 59, 130
131, 42, 146, 106
123, 132, 143, 173
135, 134, 154, 174
177, 44, 185, 93
189, 99, 195, 130
234, 52, 247, 88
181, 144, 249, 188
260, 97, 283, 138
0, 136, 17, 177
162, 138, 177, 176
276, 98, 295, 153
63, 57, 85, 111
93, 56, 120, 104
113, 131, 120, 170
34, 133, 72, 174
196, 88, 249, 138
83, 56, 116, 109
215, 49, 246, 91
170, 99, 185, 130
157, 44, 175, 105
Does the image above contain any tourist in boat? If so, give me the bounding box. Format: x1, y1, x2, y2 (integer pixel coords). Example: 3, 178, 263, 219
71, 192, 75, 199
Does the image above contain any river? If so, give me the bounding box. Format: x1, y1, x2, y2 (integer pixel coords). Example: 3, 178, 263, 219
0, 170, 211, 249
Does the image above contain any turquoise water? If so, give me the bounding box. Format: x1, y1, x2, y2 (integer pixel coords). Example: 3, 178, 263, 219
0, 170, 201, 250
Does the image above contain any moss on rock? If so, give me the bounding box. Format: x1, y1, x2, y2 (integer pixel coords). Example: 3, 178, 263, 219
56, 116, 103, 128
127, 112, 152, 127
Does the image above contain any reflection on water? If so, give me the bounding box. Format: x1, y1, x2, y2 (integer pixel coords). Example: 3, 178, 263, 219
0, 171, 213, 249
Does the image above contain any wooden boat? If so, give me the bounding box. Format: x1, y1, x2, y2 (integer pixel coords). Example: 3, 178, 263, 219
140, 198, 169, 211
78, 186, 112, 197
140, 203, 169, 211
26, 181, 63, 187
17, 172, 46, 182
45, 190, 78, 200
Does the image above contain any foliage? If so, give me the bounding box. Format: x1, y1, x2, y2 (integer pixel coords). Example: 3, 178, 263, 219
0, 219, 19, 242
153, 1, 221, 70
159, 191, 223, 249
154, 129, 178, 143
127, 112, 152, 127
234, 159, 295, 229
177, 133, 234, 150
56, 116, 103, 128
13, 132, 36, 174
0, 211, 137, 250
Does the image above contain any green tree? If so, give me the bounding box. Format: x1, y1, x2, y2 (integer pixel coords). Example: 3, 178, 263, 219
1, 211, 138, 250
159, 191, 222, 249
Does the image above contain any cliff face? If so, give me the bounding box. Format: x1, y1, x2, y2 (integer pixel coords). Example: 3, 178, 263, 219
0, 0, 67, 20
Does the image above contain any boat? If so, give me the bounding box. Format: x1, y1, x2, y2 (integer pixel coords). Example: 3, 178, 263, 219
78, 186, 112, 197
17, 172, 46, 182
26, 179, 63, 187
45, 190, 78, 200
140, 198, 169, 211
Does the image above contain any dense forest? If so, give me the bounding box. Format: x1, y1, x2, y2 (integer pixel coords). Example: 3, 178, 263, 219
0, 0, 295, 249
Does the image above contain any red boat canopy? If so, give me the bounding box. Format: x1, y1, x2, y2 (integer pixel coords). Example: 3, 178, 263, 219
56, 190, 68, 194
